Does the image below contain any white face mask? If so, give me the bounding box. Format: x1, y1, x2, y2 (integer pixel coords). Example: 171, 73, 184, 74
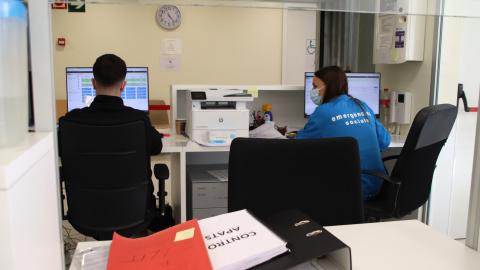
310, 85, 326, 106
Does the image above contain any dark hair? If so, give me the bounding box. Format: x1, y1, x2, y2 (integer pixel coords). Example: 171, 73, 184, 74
92, 54, 127, 87
315, 65, 368, 117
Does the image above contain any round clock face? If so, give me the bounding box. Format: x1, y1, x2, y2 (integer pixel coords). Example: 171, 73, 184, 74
157, 5, 182, 30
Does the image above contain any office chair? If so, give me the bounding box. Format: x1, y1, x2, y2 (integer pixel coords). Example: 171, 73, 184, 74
363, 104, 458, 221
228, 137, 364, 226
58, 118, 170, 240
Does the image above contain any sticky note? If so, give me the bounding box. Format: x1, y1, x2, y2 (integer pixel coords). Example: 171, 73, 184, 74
247, 87, 259, 98
390, 49, 398, 63
174, 227, 195, 242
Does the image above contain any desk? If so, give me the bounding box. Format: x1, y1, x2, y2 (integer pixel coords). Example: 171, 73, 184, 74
155, 129, 231, 223
69, 220, 480, 270
165, 84, 408, 223
389, 134, 406, 148
157, 129, 407, 224
325, 220, 480, 270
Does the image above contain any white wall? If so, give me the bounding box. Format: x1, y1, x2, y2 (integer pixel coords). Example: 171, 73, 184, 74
282, 9, 317, 85
444, 16, 480, 239
427, 15, 462, 236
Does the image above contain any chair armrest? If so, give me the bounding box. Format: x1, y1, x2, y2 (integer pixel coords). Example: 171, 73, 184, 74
362, 170, 400, 186
382, 155, 400, 163
154, 164, 170, 180
154, 164, 170, 216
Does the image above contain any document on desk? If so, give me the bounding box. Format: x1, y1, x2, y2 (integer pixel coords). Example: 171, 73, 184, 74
207, 169, 228, 182
249, 124, 286, 139
106, 219, 212, 270
71, 245, 111, 270
198, 209, 289, 270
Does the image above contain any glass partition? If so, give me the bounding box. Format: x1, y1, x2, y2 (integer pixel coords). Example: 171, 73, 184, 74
42, 0, 480, 251
44, 0, 480, 18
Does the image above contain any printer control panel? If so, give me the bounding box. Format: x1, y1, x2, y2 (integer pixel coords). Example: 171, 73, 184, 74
191, 91, 207, 100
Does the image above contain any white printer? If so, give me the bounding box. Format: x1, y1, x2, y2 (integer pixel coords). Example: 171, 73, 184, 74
185, 89, 253, 145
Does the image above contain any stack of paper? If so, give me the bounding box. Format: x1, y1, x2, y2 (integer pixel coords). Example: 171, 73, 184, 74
198, 209, 289, 270
107, 219, 212, 270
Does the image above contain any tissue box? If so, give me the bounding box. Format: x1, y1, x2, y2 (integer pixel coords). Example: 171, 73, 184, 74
207, 130, 238, 144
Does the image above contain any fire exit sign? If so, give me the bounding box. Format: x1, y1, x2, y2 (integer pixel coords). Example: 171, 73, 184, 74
68, 0, 86, 13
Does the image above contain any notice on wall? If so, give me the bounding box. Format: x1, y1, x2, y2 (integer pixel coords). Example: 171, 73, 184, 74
380, 14, 396, 33
160, 56, 181, 71
395, 27, 406, 48
162, 39, 182, 55
390, 49, 399, 63
377, 33, 393, 50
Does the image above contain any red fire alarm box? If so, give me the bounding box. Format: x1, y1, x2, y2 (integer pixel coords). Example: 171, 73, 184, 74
58, 38, 66, 46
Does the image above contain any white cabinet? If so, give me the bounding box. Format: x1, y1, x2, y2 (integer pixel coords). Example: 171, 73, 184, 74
0, 133, 63, 269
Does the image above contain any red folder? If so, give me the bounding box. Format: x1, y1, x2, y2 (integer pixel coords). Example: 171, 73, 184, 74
107, 219, 212, 270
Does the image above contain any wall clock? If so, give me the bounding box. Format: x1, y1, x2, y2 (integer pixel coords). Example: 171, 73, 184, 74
156, 5, 182, 30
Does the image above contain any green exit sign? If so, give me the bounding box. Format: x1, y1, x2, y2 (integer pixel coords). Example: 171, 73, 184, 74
68, 0, 85, 13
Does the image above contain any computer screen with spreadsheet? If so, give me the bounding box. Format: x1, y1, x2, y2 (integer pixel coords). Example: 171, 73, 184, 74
66, 67, 149, 113
304, 72, 380, 118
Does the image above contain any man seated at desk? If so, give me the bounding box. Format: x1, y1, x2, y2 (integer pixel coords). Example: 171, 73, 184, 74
61, 53, 164, 230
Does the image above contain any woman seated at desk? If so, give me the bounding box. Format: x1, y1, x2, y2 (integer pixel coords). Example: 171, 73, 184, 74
295, 66, 391, 200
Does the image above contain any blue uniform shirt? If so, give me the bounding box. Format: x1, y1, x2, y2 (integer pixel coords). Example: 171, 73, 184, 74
295, 95, 391, 199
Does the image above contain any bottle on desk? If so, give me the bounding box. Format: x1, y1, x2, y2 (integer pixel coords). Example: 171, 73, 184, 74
262, 104, 273, 122
380, 88, 395, 133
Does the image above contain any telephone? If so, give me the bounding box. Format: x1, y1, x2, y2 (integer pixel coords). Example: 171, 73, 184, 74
389, 91, 412, 124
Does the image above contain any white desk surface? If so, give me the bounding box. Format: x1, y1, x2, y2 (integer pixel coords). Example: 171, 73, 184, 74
158, 128, 406, 153
389, 134, 406, 148
157, 129, 186, 153
69, 220, 480, 270
325, 220, 480, 270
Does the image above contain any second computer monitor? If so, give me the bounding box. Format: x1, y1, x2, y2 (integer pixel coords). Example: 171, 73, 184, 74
304, 72, 380, 118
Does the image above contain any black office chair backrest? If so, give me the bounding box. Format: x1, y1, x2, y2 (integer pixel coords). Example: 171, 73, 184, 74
228, 137, 364, 226
389, 104, 458, 217
59, 118, 152, 239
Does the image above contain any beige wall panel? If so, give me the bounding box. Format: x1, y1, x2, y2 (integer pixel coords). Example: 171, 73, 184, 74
52, 5, 283, 103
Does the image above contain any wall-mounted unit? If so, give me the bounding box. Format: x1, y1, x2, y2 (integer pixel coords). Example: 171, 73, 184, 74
373, 0, 427, 64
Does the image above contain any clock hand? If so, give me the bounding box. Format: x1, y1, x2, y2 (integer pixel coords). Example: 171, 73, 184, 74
167, 11, 174, 21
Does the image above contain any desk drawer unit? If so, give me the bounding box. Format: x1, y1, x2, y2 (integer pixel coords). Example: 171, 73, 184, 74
186, 164, 228, 220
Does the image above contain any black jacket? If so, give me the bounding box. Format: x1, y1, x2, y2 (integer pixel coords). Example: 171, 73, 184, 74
63, 95, 163, 155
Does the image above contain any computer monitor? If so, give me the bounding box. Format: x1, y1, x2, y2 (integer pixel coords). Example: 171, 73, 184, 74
66, 67, 149, 113
304, 72, 380, 118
